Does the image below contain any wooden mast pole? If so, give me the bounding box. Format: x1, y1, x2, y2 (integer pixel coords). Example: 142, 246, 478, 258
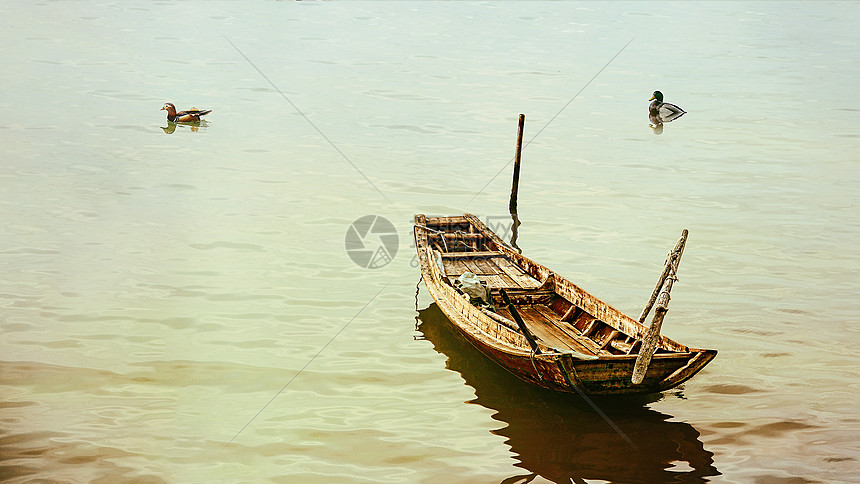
509, 114, 525, 213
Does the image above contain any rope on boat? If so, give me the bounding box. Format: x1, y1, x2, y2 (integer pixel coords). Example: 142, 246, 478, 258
415, 224, 474, 252
415, 224, 449, 252
557, 356, 583, 390
414, 274, 422, 301
529, 349, 545, 382
414, 224, 443, 235
451, 231, 471, 250
556, 357, 638, 449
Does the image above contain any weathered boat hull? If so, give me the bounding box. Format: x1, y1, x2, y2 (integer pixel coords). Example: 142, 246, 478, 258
470, 341, 713, 395
414, 213, 716, 396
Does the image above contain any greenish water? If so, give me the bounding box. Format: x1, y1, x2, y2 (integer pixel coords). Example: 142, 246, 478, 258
2, 1, 858, 483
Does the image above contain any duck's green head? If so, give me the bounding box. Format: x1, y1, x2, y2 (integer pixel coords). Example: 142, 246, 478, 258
650, 91, 664, 102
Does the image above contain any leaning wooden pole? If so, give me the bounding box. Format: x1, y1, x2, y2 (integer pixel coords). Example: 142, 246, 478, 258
632, 229, 688, 385
509, 114, 525, 213
639, 229, 688, 323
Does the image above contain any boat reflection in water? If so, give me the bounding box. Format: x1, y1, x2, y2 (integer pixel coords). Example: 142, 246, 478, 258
417, 303, 720, 484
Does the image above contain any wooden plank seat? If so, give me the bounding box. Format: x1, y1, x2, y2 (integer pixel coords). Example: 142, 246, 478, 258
519, 305, 610, 356
441, 251, 541, 290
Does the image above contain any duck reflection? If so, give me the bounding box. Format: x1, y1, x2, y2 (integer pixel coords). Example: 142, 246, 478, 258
649, 113, 666, 135
417, 303, 720, 484
161, 120, 208, 134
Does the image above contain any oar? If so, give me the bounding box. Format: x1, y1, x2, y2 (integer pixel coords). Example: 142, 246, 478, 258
499, 288, 541, 354
632, 229, 688, 385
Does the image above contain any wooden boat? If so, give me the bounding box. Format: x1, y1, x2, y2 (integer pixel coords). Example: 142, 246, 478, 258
413, 213, 717, 395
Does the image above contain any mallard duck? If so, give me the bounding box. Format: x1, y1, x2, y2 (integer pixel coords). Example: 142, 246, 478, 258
161, 103, 211, 123
648, 91, 685, 121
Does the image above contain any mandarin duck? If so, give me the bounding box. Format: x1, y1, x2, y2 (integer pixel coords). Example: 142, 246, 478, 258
161, 103, 212, 122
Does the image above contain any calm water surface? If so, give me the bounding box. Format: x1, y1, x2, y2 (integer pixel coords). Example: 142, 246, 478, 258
2, 1, 858, 483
